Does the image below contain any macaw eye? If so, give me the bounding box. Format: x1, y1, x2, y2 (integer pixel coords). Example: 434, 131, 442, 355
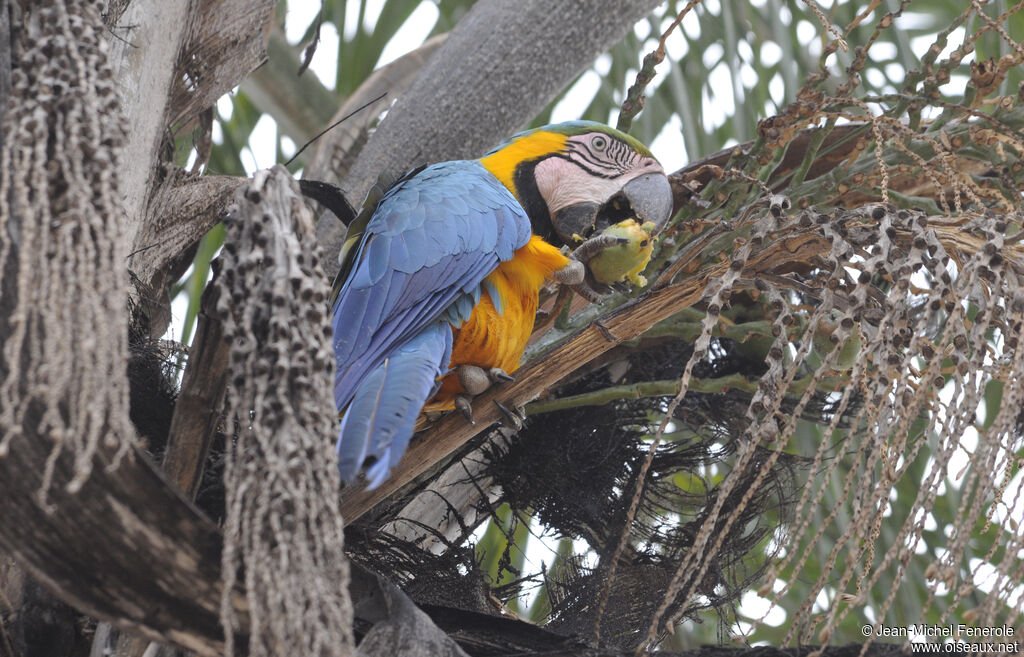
591, 135, 608, 151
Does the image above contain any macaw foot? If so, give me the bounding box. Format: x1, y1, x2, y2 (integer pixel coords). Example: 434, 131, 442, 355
572, 280, 606, 303
551, 234, 631, 302
454, 365, 516, 424
458, 364, 515, 395
573, 233, 630, 262
549, 258, 584, 285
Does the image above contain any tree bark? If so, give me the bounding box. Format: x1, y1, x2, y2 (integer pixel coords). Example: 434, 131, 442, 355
109, 0, 275, 337
0, 435, 244, 656
0, 1, 11, 156
160, 280, 229, 500
0, 3, 259, 654
104, 0, 192, 243
129, 171, 245, 332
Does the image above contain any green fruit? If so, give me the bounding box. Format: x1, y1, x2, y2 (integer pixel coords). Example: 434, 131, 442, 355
835, 323, 863, 371
588, 219, 656, 286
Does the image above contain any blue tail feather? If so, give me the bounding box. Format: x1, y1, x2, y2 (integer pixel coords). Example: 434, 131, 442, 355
336, 321, 453, 486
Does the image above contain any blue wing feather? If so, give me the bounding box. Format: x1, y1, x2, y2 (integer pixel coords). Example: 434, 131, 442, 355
331, 160, 531, 482
482, 278, 503, 315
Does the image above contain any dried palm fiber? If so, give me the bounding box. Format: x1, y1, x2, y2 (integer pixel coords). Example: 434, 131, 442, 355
216, 166, 354, 657
0, 0, 136, 498
618, 196, 1024, 651
491, 400, 801, 649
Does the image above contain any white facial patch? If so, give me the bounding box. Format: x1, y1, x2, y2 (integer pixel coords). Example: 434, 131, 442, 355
534, 157, 625, 215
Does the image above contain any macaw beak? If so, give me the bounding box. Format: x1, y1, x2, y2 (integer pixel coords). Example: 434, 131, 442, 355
551, 172, 674, 246
619, 172, 674, 232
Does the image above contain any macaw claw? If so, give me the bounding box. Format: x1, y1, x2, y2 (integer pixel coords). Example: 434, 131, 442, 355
455, 394, 476, 424
490, 368, 516, 383
493, 399, 525, 431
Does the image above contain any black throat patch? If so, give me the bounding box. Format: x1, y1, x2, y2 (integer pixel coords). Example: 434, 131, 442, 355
513, 160, 556, 243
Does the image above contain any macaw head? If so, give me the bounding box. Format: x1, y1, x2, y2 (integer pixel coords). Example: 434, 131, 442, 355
479, 120, 674, 247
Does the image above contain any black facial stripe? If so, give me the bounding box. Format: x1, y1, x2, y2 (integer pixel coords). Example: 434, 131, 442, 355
610, 139, 640, 168
571, 145, 626, 175
568, 140, 607, 162
573, 149, 619, 172
551, 152, 620, 179
608, 139, 633, 165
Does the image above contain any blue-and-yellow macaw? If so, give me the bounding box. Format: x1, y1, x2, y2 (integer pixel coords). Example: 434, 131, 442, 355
331, 121, 672, 487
